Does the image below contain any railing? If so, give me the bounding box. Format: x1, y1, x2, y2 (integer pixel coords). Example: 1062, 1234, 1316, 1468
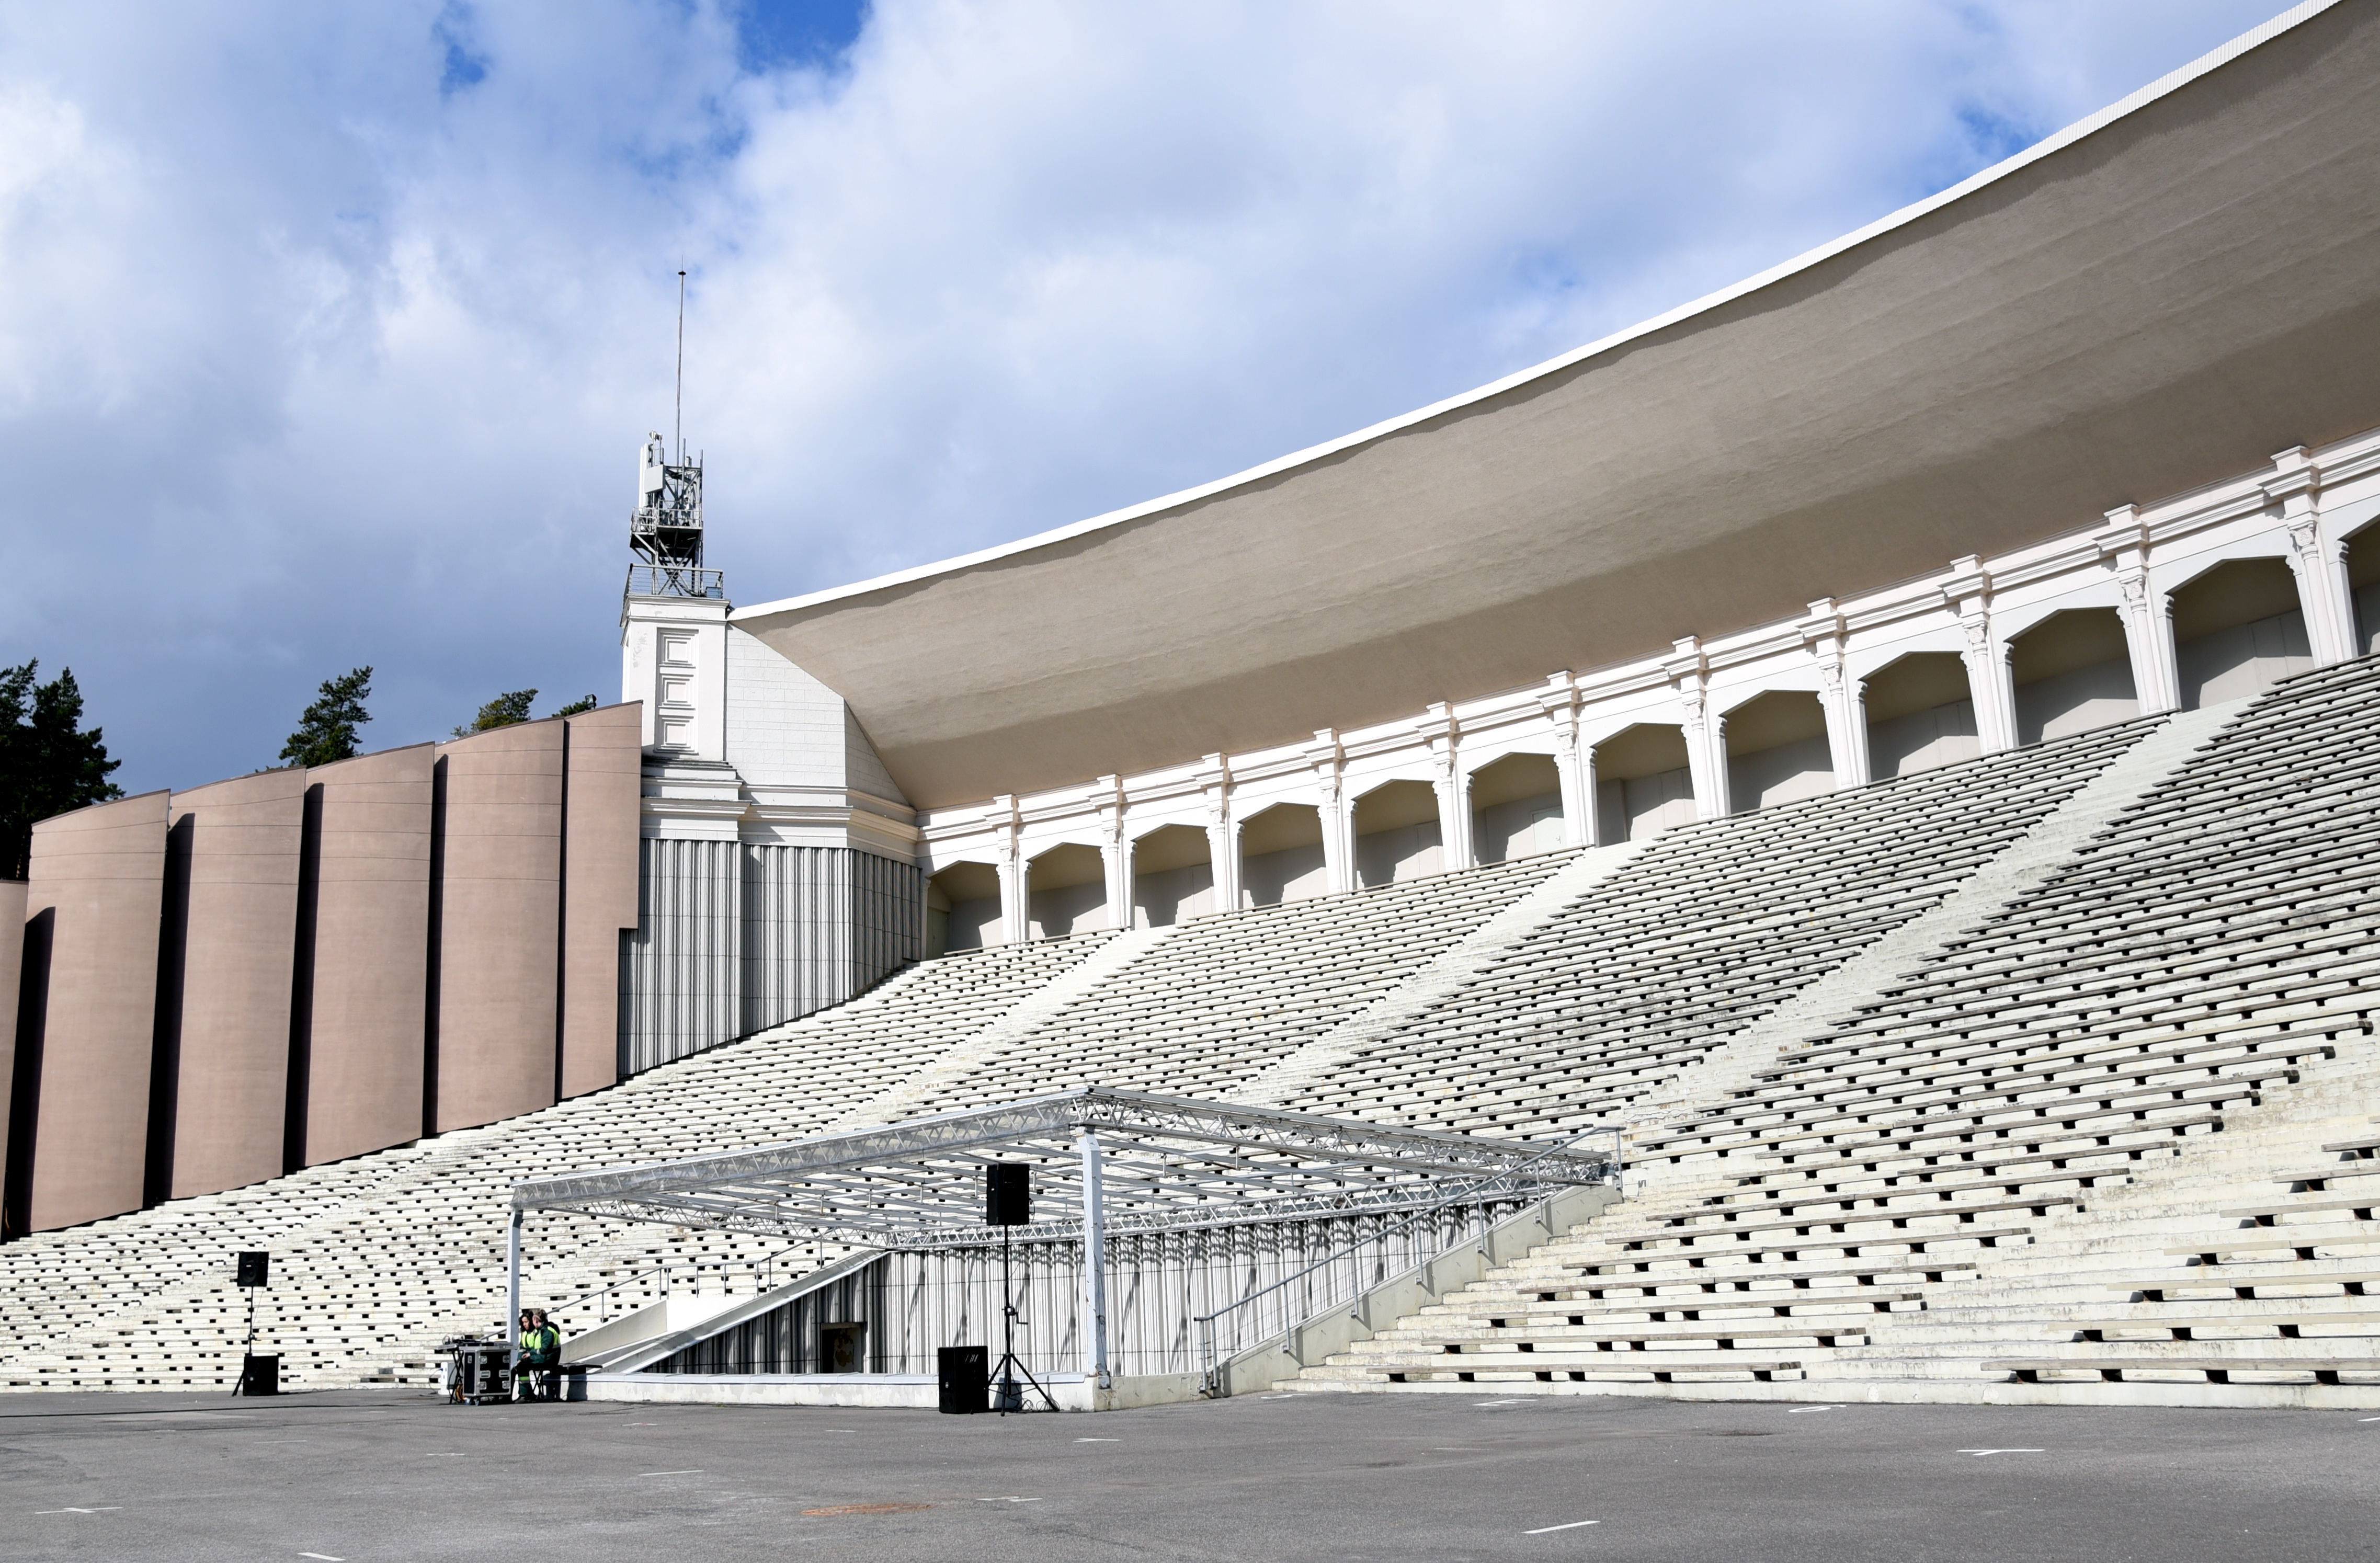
1192, 1124, 1622, 1396
546, 1242, 812, 1328
623, 564, 726, 601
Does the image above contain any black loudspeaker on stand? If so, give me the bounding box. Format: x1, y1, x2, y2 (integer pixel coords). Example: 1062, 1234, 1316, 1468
985, 1163, 1054, 1414
232, 1251, 278, 1396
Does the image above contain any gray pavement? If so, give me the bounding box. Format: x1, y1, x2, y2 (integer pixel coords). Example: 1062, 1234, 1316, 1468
2, 1386, 2374, 1561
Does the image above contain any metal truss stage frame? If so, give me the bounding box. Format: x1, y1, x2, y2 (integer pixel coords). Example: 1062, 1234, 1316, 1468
503, 1088, 1618, 1388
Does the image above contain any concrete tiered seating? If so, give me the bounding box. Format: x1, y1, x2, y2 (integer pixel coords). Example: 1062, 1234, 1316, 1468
0, 931, 1112, 1388
1290, 721, 2150, 1135
1302, 657, 2380, 1406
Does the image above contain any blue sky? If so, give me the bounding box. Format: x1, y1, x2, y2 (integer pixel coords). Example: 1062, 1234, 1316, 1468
0, 0, 2290, 794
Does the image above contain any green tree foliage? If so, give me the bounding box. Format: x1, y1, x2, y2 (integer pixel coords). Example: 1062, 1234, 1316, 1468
0, 660, 126, 879
452, 690, 600, 737
280, 666, 374, 769
454, 688, 537, 738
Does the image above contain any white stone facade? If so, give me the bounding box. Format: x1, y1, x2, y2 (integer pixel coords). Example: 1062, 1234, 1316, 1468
907, 428, 2380, 947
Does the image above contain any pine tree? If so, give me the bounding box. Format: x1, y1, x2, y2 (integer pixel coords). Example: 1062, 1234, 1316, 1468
281, 666, 373, 768
454, 688, 537, 737
0, 660, 126, 879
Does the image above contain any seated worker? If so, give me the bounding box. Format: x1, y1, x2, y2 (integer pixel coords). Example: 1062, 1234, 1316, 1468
515, 1309, 562, 1401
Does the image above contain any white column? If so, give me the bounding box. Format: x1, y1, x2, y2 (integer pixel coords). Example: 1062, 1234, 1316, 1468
993, 797, 1026, 944
1945, 560, 2017, 754
2270, 449, 2356, 666
1200, 755, 1239, 912
1578, 740, 1604, 848
1421, 703, 1474, 870
1803, 603, 1869, 789
1538, 674, 1594, 848
505, 1209, 523, 1379
2116, 564, 2181, 715
1096, 776, 1132, 931
1307, 731, 1354, 895
1077, 1130, 1109, 1390
1668, 641, 1729, 819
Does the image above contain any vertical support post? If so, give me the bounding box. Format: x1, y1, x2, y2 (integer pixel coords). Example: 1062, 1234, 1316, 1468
1199, 755, 1238, 913
2100, 508, 2179, 716
1539, 675, 1593, 848
505, 1208, 523, 1379
1804, 604, 1870, 789
993, 796, 1026, 944
1307, 731, 1353, 896
1946, 560, 2017, 754
1095, 776, 1132, 932
2269, 449, 2355, 666
1667, 639, 1730, 819
1078, 1130, 1110, 1390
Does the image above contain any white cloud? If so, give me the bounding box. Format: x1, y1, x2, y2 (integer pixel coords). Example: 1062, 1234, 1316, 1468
0, 0, 2291, 791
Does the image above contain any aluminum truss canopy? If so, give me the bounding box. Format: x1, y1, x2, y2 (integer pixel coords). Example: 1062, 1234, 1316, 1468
510, 1088, 1618, 1247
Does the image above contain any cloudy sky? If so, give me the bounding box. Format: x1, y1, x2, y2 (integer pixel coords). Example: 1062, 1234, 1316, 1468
0, 0, 2290, 794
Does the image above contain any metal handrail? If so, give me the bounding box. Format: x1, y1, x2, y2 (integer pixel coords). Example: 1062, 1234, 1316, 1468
548, 1242, 811, 1326
1192, 1123, 1621, 1394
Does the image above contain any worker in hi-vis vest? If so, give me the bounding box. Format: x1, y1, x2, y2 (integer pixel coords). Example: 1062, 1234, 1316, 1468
515, 1309, 561, 1401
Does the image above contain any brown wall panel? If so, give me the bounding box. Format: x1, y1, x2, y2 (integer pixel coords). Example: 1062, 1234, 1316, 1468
0, 878, 25, 1207
435, 721, 563, 1133
164, 771, 304, 1199
302, 744, 433, 1165
22, 792, 166, 1231
559, 703, 643, 1099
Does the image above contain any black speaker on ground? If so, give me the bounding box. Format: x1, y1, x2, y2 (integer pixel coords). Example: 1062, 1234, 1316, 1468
938, 1345, 987, 1414
985, 1163, 1030, 1227
235, 1251, 269, 1288
236, 1354, 279, 1396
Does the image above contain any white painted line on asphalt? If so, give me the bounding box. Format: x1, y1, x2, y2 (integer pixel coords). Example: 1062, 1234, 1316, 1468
2361, 1417, 2380, 1422
1957, 1449, 2044, 1456
972, 1496, 1044, 1503
1074, 1437, 1119, 1442
1786, 1405, 1844, 1413
640, 1469, 704, 1477
421, 1453, 467, 1458
1257, 1393, 1297, 1400
35, 1507, 121, 1514
1524, 1520, 1602, 1534
300, 1554, 345, 1560
1474, 1399, 1523, 1407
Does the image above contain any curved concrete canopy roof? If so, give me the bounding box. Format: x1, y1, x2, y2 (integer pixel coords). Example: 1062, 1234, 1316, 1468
737, 2, 2380, 809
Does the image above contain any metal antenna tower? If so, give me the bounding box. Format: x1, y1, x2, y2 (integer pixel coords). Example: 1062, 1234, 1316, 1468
628, 269, 717, 599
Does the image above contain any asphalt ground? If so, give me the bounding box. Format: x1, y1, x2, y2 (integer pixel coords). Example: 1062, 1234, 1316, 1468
3, 1386, 2375, 1562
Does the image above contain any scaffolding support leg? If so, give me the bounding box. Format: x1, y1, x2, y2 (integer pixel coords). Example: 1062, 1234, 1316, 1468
1078, 1130, 1110, 1392
506, 1210, 524, 1394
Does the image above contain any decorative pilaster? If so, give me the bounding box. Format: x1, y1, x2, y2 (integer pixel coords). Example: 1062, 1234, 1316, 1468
1535, 672, 1596, 847
992, 795, 1026, 944
1305, 730, 1353, 894
1943, 557, 2015, 753
1198, 754, 1239, 914
1419, 703, 1474, 870
2098, 507, 2180, 715
1801, 600, 1870, 789
1094, 775, 1132, 931
1665, 638, 1730, 819
2267, 447, 2355, 666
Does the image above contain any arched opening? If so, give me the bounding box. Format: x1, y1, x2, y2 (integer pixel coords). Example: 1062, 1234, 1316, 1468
1469, 752, 1563, 864
1592, 724, 1692, 842
2010, 608, 2137, 744
927, 860, 1000, 955
2346, 518, 2380, 655
1131, 824, 1214, 928
1722, 690, 1833, 812
1352, 779, 1440, 889
1863, 652, 1978, 780
2171, 557, 2314, 708
1026, 842, 1106, 940
1239, 802, 1326, 908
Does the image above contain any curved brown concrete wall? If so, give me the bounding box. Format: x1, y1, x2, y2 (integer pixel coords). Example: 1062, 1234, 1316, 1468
20, 793, 166, 1231
299, 744, 432, 1168
561, 705, 643, 1098
433, 721, 564, 1134
165, 772, 305, 1199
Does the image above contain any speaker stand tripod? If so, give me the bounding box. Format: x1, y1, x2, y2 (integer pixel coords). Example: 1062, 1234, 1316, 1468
989, 1224, 1055, 1414
231, 1288, 259, 1397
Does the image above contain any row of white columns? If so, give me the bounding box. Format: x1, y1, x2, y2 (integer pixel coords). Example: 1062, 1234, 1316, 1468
970, 464, 2366, 945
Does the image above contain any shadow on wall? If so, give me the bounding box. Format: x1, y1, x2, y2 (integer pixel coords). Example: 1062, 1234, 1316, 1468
1240, 803, 1325, 908
2013, 609, 2138, 745
1470, 753, 1563, 864
1723, 690, 1834, 813
2173, 558, 2314, 710
1865, 652, 1979, 781
1353, 780, 1439, 889
1028, 842, 1105, 939
1594, 724, 1693, 843
1133, 824, 1213, 929
928, 860, 999, 954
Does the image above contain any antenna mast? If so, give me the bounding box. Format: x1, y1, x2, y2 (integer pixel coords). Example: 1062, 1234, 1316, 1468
674, 269, 687, 463
628, 269, 712, 599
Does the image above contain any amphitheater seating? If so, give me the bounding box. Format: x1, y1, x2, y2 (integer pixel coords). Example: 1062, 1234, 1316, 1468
9, 655, 2380, 1405
1303, 657, 2380, 1403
